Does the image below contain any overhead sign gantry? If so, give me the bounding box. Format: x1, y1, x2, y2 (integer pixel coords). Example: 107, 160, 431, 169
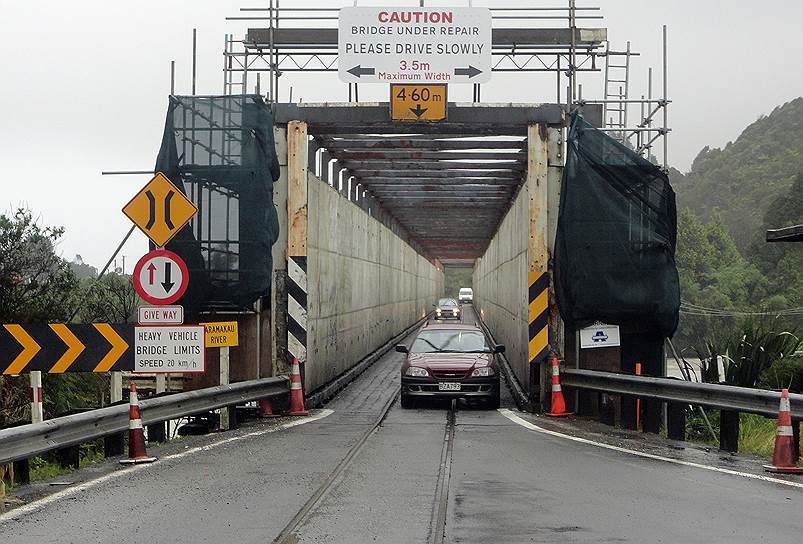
338, 7, 492, 84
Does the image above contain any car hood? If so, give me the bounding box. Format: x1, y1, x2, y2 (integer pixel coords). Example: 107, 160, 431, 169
408, 352, 491, 370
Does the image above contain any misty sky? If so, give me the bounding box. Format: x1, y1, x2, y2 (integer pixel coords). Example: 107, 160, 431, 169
1, 0, 801, 269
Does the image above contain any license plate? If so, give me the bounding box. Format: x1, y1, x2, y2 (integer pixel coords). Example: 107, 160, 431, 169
438, 382, 461, 391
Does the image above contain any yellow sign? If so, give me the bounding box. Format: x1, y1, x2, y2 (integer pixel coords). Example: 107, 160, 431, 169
122, 172, 198, 247
200, 321, 239, 348
390, 84, 447, 122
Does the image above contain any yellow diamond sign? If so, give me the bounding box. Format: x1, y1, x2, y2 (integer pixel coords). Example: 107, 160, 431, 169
122, 172, 198, 248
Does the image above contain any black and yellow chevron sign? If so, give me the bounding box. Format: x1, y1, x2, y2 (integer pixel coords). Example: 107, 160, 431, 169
528, 272, 549, 365
0, 324, 134, 374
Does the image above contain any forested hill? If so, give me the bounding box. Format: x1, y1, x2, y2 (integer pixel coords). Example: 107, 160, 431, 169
671, 97, 803, 251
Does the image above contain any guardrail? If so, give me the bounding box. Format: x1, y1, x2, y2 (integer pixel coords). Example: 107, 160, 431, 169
560, 368, 803, 419
0, 377, 289, 465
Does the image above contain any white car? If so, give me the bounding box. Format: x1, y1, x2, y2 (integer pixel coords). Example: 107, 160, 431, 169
458, 287, 473, 304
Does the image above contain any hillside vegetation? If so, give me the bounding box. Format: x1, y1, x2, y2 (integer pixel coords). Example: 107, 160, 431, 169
672, 97, 803, 251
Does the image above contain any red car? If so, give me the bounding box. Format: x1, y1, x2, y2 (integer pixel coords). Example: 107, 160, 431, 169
396, 323, 504, 409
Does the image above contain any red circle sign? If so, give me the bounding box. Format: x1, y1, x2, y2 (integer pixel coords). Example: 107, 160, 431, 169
132, 249, 190, 305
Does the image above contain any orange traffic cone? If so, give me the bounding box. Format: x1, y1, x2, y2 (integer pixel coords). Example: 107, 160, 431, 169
258, 398, 281, 418
287, 357, 309, 416
545, 358, 573, 417
120, 384, 157, 465
764, 388, 803, 474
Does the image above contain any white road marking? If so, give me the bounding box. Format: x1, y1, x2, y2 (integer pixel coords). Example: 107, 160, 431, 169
498, 408, 803, 490
0, 409, 334, 523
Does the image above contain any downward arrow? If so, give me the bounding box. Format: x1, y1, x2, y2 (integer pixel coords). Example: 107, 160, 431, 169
409, 104, 429, 119
454, 65, 483, 78
347, 65, 376, 78
161, 262, 175, 293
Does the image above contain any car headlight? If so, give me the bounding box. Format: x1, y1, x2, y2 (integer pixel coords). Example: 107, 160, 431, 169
405, 366, 429, 377
471, 367, 494, 377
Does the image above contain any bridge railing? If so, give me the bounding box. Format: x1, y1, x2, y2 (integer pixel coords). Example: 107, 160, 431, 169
0, 377, 289, 465
560, 368, 803, 419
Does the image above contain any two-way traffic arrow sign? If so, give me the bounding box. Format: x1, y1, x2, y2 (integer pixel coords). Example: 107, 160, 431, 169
133, 249, 189, 305
0, 324, 134, 374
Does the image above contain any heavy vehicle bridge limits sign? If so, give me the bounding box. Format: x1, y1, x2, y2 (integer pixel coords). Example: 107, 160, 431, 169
338, 7, 492, 84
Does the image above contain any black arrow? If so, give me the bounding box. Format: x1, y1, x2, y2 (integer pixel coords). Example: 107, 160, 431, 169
409, 104, 429, 119
347, 65, 376, 78
454, 65, 483, 78
161, 262, 174, 293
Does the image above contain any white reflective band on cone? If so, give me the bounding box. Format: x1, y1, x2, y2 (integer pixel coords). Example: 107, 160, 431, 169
553, 384, 562, 392
291, 382, 302, 390
552, 365, 559, 376
777, 425, 794, 437
780, 397, 791, 412
130, 391, 138, 405
130, 418, 143, 430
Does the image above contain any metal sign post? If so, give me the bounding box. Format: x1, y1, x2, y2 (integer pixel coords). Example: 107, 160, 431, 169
338, 7, 492, 84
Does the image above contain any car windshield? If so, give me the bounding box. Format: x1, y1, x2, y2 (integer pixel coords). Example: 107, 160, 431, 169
411, 330, 490, 353
459, 289, 472, 294
438, 299, 457, 307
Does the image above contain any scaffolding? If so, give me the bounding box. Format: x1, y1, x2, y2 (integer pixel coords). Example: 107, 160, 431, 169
217, 1, 669, 168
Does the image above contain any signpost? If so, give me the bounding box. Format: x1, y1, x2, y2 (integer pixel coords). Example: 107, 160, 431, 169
390, 84, 447, 121
133, 325, 205, 373
338, 7, 492, 84
132, 249, 189, 305
122, 172, 197, 248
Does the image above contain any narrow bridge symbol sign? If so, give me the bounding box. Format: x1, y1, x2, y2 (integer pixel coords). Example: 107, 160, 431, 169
122, 172, 197, 247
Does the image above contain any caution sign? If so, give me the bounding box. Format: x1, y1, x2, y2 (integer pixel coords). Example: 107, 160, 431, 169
0, 324, 134, 374
200, 321, 239, 348
122, 172, 198, 247
338, 7, 492, 84
391, 84, 447, 122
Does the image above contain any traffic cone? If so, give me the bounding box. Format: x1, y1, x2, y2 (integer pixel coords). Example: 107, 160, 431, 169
763, 389, 803, 474
258, 398, 281, 418
287, 357, 309, 416
120, 384, 157, 465
545, 358, 573, 417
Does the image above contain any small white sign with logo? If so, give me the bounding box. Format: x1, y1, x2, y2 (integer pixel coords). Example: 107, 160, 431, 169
134, 325, 205, 373
580, 323, 621, 349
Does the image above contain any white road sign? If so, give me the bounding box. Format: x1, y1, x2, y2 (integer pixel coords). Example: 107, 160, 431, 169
137, 305, 185, 325
134, 325, 205, 373
132, 249, 189, 305
580, 323, 621, 349
338, 7, 492, 84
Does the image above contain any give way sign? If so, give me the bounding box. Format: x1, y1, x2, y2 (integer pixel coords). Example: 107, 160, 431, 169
133, 249, 189, 305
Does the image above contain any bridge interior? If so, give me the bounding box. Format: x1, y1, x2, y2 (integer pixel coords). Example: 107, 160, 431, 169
276, 102, 564, 264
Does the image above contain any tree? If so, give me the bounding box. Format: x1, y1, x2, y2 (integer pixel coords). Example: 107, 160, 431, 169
0, 209, 80, 426
79, 273, 139, 324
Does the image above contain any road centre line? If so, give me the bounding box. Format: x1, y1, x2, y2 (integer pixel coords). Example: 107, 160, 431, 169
0, 409, 334, 523
498, 408, 803, 490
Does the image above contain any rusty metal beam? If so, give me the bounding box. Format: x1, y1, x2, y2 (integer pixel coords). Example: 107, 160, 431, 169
320, 138, 526, 151
329, 151, 527, 161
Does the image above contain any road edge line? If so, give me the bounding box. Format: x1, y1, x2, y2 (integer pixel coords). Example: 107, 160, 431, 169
497, 408, 803, 490
0, 409, 334, 523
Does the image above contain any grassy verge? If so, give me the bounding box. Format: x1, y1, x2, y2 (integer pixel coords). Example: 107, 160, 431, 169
685, 408, 794, 457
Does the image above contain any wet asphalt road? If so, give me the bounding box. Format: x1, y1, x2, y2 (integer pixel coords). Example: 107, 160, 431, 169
2, 307, 802, 543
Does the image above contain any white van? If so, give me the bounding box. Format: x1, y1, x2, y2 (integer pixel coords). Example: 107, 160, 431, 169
458, 287, 473, 304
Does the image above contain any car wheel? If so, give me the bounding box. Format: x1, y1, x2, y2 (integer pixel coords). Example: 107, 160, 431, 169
401, 393, 415, 409
484, 387, 501, 410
